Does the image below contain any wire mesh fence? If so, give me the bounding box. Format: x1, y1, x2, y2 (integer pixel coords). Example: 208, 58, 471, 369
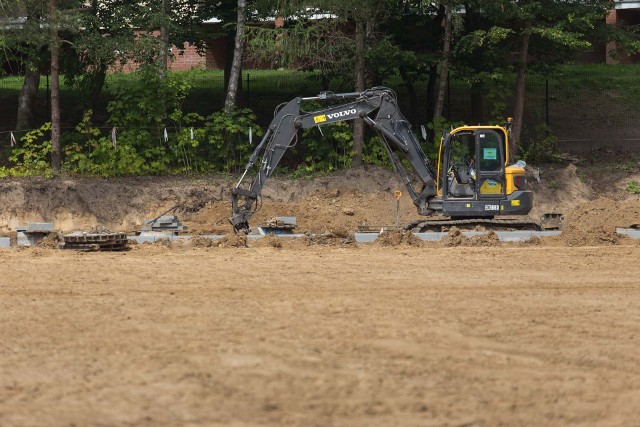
1, 66, 639, 153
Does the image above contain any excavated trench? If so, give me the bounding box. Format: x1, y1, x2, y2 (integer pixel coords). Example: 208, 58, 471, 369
0, 164, 639, 248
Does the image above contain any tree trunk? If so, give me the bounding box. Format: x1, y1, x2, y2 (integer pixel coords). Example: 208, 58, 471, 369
88, 0, 102, 107
399, 66, 418, 124
471, 82, 485, 124
425, 64, 437, 125
352, 19, 366, 168
49, 0, 61, 172
225, 0, 246, 110
16, 66, 41, 131
89, 65, 107, 109
510, 24, 531, 162
160, 0, 170, 77
223, 31, 234, 91
434, 5, 452, 119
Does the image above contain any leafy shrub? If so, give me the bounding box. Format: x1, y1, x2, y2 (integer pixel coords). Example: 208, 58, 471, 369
291, 121, 354, 175
0, 123, 54, 177
63, 110, 168, 176
200, 108, 264, 173
108, 65, 193, 129
520, 123, 561, 164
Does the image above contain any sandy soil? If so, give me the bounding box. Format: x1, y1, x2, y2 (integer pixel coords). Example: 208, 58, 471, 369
2, 163, 640, 426
2, 244, 640, 427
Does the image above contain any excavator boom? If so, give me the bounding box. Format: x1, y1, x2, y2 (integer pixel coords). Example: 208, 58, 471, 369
230, 88, 438, 233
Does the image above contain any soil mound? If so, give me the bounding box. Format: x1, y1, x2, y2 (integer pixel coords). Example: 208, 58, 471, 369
439, 227, 469, 247
37, 232, 61, 248
218, 234, 248, 248
249, 235, 283, 249
468, 231, 501, 247
0, 177, 229, 233
545, 197, 640, 246
375, 230, 424, 247
304, 229, 356, 246
437, 228, 502, 247
190, 236, 216, 248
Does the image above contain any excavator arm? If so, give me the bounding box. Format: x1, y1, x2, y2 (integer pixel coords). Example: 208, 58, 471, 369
230, 87, 438, 234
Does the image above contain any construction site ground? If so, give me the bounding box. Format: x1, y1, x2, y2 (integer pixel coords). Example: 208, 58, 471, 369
2, 157, 640, 426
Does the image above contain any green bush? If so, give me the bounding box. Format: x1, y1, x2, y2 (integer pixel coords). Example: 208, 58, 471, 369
200, 109, 264, 173
520, 123, 561, 164
63, 110, 168, 176
0, 123, 54, 178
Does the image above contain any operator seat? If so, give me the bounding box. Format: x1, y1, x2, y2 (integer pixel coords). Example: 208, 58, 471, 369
448, 163, 475, 197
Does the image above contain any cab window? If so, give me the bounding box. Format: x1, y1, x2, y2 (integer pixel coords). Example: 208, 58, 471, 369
478, 131, 503, 171
449, 132, 474, 165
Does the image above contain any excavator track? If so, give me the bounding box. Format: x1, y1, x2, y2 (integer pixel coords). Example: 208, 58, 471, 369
403, 218, 545, 232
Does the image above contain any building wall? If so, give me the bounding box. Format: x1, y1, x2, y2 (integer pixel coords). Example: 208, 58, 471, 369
114, 31, 211, 72
205, 37, 227, 69
170, 43, 206, 71
606, 5, 640, 63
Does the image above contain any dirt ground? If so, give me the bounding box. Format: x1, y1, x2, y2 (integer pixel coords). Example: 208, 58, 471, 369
2, 160, 640, 426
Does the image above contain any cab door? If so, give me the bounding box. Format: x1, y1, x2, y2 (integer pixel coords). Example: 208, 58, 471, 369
475, 130, 505, 200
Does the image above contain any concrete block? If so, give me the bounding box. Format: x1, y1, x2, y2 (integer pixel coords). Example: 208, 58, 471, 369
275, 216, 297, 226
26, 223, 54, 233
0, 237, 11, 248
17, 231, 31, 246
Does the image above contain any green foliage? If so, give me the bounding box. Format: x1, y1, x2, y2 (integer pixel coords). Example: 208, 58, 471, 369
61, 107, 263, 176
456, 27, 512, 56
60, 66, 196, 176
428, 117, 465, 144
520, 123, 561, 164
363, 136, 392, 167
289, 121, 354, 176
198, 108, 264, 173
282, 122, 400, 178
366, 38, 431, 86
0, 70, 264, 177
627, 180, 640, 194
63, 111, 168, 177
0, 123, 54, 178
108, 65, 193, 129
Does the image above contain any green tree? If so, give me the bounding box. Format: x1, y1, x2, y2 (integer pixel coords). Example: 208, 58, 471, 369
310, 0, 394, 166
244, 0, 394, 166
225, 0, 246, 110
2, 1, 49, 131
460, 0, 612, 159
373, 1, 450, 128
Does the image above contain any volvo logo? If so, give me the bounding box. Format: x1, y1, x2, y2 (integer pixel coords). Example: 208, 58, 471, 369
327, 109, 357, 119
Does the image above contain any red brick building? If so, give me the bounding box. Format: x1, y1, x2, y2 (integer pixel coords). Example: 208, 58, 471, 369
606, 1, 640, 63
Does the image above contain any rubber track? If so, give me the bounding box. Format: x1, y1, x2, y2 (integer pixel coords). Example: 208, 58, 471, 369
403, 218, 543, 232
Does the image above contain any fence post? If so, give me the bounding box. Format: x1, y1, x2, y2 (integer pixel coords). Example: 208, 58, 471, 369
246, 73, 250, 108
545, 79, 549, 127
446, 70, 451, 121
46, 72, 51, 120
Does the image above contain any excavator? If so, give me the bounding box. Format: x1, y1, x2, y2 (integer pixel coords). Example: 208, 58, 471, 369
230, 87, 541, 234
